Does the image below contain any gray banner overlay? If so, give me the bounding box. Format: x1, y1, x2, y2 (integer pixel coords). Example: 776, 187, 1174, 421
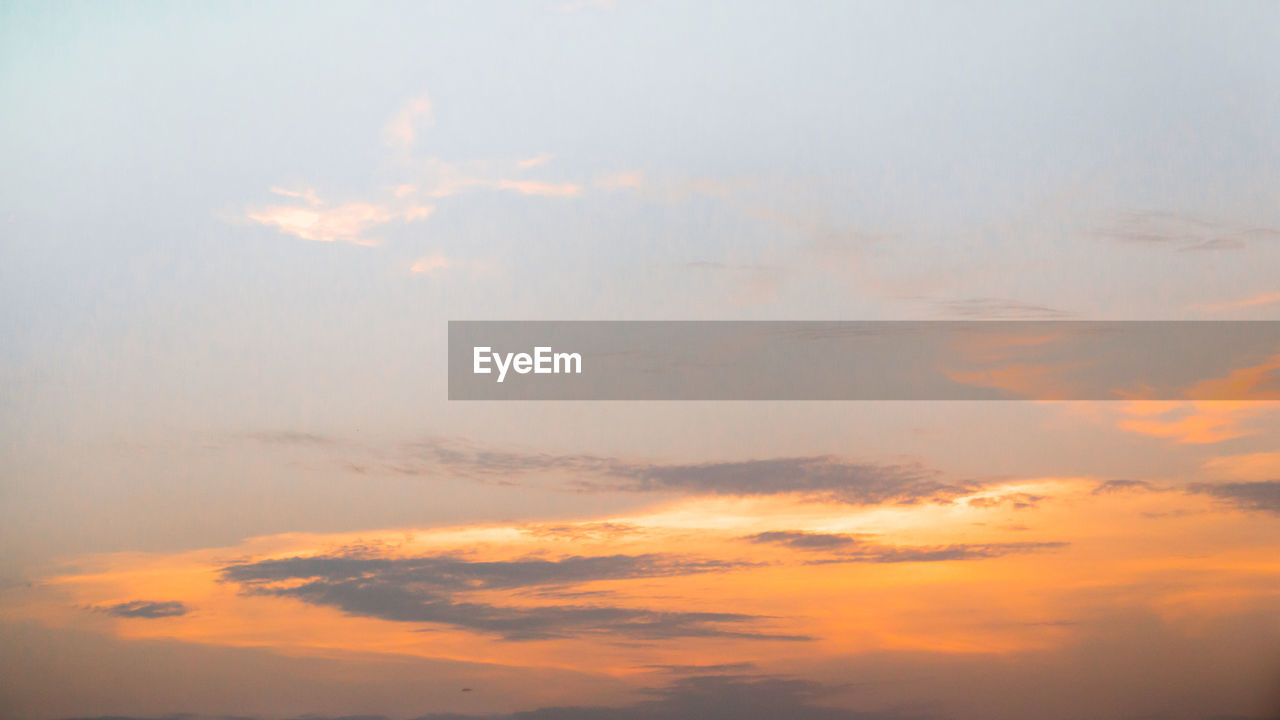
448, 321, 1280, 401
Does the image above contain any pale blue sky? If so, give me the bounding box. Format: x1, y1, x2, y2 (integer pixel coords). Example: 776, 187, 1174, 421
2, 0, 1279, 576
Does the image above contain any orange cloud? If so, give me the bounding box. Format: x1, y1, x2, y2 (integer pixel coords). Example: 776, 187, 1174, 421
1183, 354, 1280, 401
1110, 355, 1280, 442
1114, 401, 1272, 444
18, 477, 1280, 679
1203, 452, 1280, 481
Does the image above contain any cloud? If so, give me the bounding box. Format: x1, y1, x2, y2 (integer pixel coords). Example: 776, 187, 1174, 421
1193, 291, 1280, 313
1188, 481, 1280, 515
247, 97, 587, 250
517, 153, 555, 169
803, 541, 1068, 565
269, 186, 321, 205
1091, 479, 1155, 495
242, 431, 337, 446
411, 254, 452, 275
964, 492, 1045, 510
743, 531, 1067, 564
391, 441, 971, 507
1203, 452, 1280, 481
246, 188, 433, 246
521, 522, 640, 541
1181, 356, 1280, 402
222, 553, 736, 590
55, 674, 924, 720
409, 159, 582, 199
595, 171, 644, 190
61, 712, 389, 717
643, 662, 758, 674
221, 553, 805, 642
494, 179, 582, 197
686, 261, 785, 306
744, 531, 861, 550
95, 600, 189, 619
386, 96, 433, 150
551, 0, 618, 13
934, 297, 1072, 320
607, 457, 965, 506
1114, 402, 1274, 444
1091, 210, 1280, 251
417, 673, 926, 720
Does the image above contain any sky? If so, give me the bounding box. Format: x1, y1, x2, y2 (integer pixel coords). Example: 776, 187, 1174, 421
2, 1, 1280, 718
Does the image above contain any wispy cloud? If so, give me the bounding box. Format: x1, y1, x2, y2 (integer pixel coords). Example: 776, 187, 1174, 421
1091, 479, 1155, 495
385, 96, 433, 150
595, 170, 644, 190
242, 430, 337, 446
1091, 210, 1280, 252
551, 0, 618, 13
53, 673, 927, 720
415, 673, 923, 719
221, 552, 803, 642
934, 297, 1072, 320
1192, 291, 1280, 313
744, 531, 863, 550
494, 179, 582, 197
1113, 402, 1269, 444
1203, 452, 1280, 481
686, 261, 785, 306
743, 531, 1066, 564
405, 440, 969, 506
1188, 481, 1280, 515
247, 96, 583, 252
517, 152, 555, 169
94, 600, 189, 619
246, 187, 433, 246
410, 254, 452, 275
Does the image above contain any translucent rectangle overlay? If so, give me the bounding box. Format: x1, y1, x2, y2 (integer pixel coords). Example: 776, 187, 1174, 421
448, 321, 1280, 401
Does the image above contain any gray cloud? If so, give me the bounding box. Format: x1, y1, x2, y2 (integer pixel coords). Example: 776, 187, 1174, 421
1092, 479, 1155, 495
1189, 481, 1280, 515
934, 297, 1072, 319
243, 431, 338, 446
610, 457, 962, 505
520, 523, 640, 541
414, 674, 930, 720
965, 492, 1044, 510
744, 531, 862, 550
221, 553, 805, 642
399, 440, 969, 507
222, 553, 739, 590
95, 600, 190, 619
1091, 211, 1280, 252
61, 712, 389, 717
804, 542, 1068, 565
642, 662, 758, 674
242, 433, 973, 508
745, 531, 1067, 564
55, 674, 926, 720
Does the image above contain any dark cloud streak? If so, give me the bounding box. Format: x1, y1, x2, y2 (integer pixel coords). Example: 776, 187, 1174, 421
95, 600, 189, 619
221, 553, 804, 642
745, 531, 1067, 564
1189, 481, 1280, 514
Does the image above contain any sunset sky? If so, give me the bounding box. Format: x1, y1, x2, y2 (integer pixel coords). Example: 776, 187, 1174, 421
3, 2, 1280, 719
